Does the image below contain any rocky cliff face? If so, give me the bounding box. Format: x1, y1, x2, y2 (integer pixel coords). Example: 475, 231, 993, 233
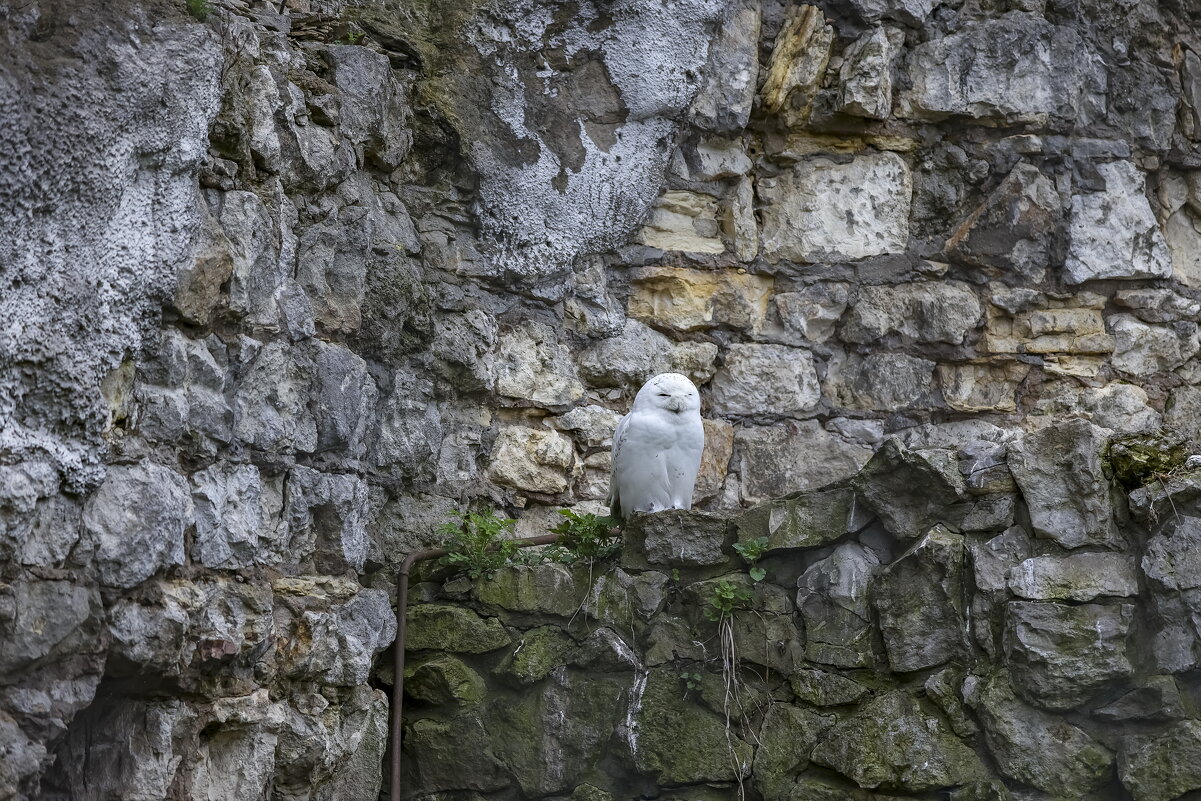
3, 0, 1201, 796
402, 437, 1201, 801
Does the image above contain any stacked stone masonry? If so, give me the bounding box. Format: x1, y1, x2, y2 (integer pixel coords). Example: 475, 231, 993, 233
5, 0, 1201, 796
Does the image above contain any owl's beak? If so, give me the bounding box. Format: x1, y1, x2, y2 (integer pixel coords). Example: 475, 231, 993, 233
666, 397, 684, 413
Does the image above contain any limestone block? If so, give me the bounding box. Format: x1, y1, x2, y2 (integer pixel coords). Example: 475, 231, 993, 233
488, 426, 575, 494
901, 14, 1102, 123
1007, 553, 1138, 601
710, 343, 820, 416
759, 152, 912, 262
736, 422, 872, 502
982, 302, 1114, 355
937, 362, 1030, 412
838, 28, 899, 119
83, 462, 193, 589
736, 487, 856, 552
945, 162, 1063, 283
1004, 601, 1134, 710
496, 321, 585, 407
637, 190, 723, 254
578, 319, 718, 388
761, 5, 833, 123
968, 526, 1033, 593
969, 676, 1112, 796
775, 283, 850, 343
695, 418, 734, 501
284, 466, 369, 572
840, 281, 982, 345
1065, 161, 1172, 283
811, 692, 985, 791
549, 405, 621, 449
627, 266, 772, 333
431, 310, 498, 392
1007, 420, 1120, 549
1114, 286, 1201, 324
191, 463, 283, 569
1119, 721, 1201, 801
797, 543, 879, 667
1108, 314, 1200, 375
722, 176, 758, 262
824, 351, 937, 411
690, 0, 760, 133
373, 368, 443, 476
853, 439, 968, 540
872, 526, 967, 672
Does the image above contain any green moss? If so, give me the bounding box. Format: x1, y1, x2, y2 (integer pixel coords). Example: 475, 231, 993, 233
406, 604, 510, 653
736, 488, 855, 553
632, 671, 753, 784
1107, 432, 1189, 489
476, 563, 590, 617
405, 655, 486, 705
493, 626, 575, 686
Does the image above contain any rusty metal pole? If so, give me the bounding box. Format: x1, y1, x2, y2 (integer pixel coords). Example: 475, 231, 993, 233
389, 533, 564, 801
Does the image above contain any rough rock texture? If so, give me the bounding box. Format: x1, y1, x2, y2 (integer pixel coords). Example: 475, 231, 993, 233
7, 0, 1201, 796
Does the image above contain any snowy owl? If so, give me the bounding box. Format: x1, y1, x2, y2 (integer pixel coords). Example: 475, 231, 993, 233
608, 372, 705, 518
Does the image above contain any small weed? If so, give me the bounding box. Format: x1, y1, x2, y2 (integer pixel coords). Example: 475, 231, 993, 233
437, 510, 518, 580
679, 671, 703, 693
185, 0, 212, 21
703, 580, 752, 623
733, 536, 770, 583
341, 30, 365, 44
544, 509, 620, 563
671, 568, 681, 583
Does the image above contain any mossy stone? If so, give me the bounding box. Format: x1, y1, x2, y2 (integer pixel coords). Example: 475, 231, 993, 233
752, 703, 834, 800
403, 712, 508, 793
632, 670, 753, 784
405, 654, 486, 705
1118, 720, 1201, 801
789, 668, 868, 707
476, 563, 589, 617
811, 691, 985, 791
736, 487, 855, 553
406, 603, 510, 653
494, 626, 575, 686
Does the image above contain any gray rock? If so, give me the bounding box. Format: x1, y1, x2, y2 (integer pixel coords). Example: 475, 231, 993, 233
944, 162, 1063, 283
232, 342, 319, 454
872, 525, 966, 672
969, 675, 1112, 796
710, 343, 820, 416
325, 45, 412, 170
838, 28, 899, 119
968, 526, 1034, 592
638, 510, 731, 568
284, 466, 369, 573
1006, 420, 1121, 549
1143, 515, 1201, 591
735, 422, 873, 502
901, 14, 1102, 123
296, 215, 370, 335
578, 319, 718, 388
1065, 161, 1172, 284
736, 487, 856, 553
372, 368, 442, 478
797, 543, 880, 667
690, 0, 760, 132
840, 281, 981, 345
1108, 314, 1200, 375
1007, 552, 1138, 601
839, 0, 941, 24
789, 668, 869, 707
853, 439, 968, 540
495, 320, 585, 408
1004, 601, 1134, 710
774, 283, 850, 343
83, 462, 192, 589
752, 704, 831, 799
549, 405, 621, 449
190, 463, 283, 569
1118, 720, 1201, 801
431, 310, 498, 393
280, 588, 395, 687
811, 691, 984, 791
1095, 677, 1186, 723
759, 152, 911, 263
824, 351, 937, 411
487, 426, 575, 494
0, 578, 97, 675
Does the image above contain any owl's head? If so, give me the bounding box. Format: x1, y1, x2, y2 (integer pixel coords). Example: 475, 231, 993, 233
633, 372, 701, 415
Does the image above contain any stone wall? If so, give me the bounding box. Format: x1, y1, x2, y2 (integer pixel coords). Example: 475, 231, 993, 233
3, 0, 1201, 796
399, 429, 1201, 801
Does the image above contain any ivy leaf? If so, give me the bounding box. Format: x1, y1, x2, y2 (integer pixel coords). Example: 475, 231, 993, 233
749, 567, 766, 582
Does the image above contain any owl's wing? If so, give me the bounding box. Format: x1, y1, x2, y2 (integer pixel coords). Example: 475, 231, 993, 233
608, 412, 632, 517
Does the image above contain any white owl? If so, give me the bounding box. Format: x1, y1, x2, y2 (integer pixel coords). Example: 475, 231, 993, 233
608, 372, 705, 518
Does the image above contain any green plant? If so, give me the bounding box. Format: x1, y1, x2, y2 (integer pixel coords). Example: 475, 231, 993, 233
341, 30, 365, 44
545, 509, 620, 563
679, 671, 702, 693
185, 0, 211, 21
733, 536, 770, 583
437, 510, 518, 580
703, 580, 752, 622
